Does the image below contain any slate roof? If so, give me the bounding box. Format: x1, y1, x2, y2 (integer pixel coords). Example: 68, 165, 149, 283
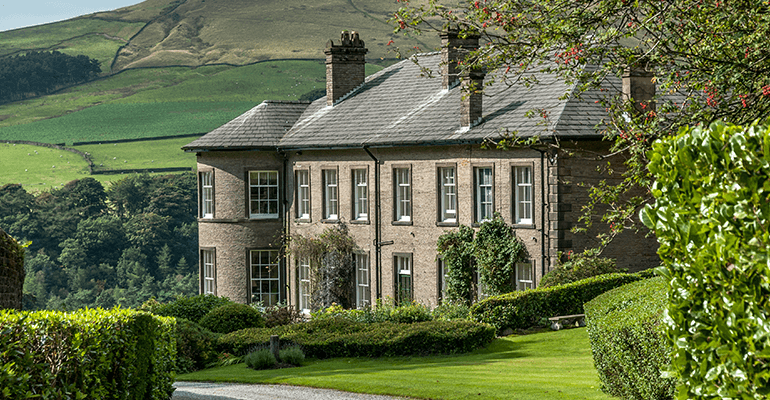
184, 52, 610, 152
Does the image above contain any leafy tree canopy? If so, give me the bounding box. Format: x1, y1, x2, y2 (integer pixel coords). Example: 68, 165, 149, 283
393, 0, 770, 245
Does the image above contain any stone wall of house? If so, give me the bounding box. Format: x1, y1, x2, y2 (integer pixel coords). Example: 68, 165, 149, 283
552, 140, 659, 272
0, 226, 24, 310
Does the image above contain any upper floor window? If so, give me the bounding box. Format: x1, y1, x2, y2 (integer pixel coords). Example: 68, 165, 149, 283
353, 169, 368, 221
439, 167, 457, 223
323, 169, 338, 220
474, 167, 493, 223
514, 166, 533, 225
249, 171, 279, 219
295, 170, 310, 220
394, 168, 411, 222
200, 171, 214, 219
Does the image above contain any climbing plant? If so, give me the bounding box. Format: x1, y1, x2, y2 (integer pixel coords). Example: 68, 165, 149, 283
473, 213, 528, 296
437, 225, 476, 305
289, 224, 357, 311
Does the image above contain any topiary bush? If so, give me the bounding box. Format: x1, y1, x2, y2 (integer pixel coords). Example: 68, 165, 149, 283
470, 273, 642, 333
585, 277, 675, 400
218, 318, 495, 359
199, 303, 265, 334
145, 294, 234, 324
540, 249, 620, 288
642, 120, 770, 399
174, 318, 220, 373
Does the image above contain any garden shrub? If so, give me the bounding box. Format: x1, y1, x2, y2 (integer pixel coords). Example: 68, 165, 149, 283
263, 303, 302, 327
244, 348, 276, 370
280, 345, 306, 366
641, 121, 770, 399
199, 303, 265, 334
431, 301, 471, 321
218, 318, 495, 359
470, 273, 642, 333
387, 302, 432, 323
0, 308, 175, 400
584, 277, 675, 400
540, 249, 620, 288
145, 294, 233, 324
174, 318, 220, 373
311, 301, 432, 324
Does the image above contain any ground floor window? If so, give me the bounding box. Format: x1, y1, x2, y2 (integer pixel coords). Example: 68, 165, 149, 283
202, 249, 215, 295
395, 254, 412, 304
250, 250, 280, 306
355, 253, 370, 308
298, 258, 311, 312
516, 262, 534, 291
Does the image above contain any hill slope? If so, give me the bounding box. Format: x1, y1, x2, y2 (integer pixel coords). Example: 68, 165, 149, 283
0, 0, 437, 73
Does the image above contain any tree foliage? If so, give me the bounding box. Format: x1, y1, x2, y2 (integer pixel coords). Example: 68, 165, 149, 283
393, 0, 770, 246
0, 51, 101, 104
642, 121, 770, 399
3, 173, 199, 310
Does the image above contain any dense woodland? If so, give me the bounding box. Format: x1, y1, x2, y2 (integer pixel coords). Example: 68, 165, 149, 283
0, 51, 101, 104
0, 174, 199, 310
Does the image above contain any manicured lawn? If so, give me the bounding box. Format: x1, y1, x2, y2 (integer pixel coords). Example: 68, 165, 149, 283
177, 327, 611, 400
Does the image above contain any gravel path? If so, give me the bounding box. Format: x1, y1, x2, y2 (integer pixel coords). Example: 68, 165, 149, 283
172, 382, 409, 400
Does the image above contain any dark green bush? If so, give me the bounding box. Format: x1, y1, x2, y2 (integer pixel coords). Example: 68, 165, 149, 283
218, 318, 495, 359
540, 250, 620, 288
584, 277, 675, 399
174, 318, 220, 373
147, 294, 234, 324
431, 301, 471, 321
642, 121, 770, 398
244, 348, 276, 370
0, 308, 175, 400
199, 303, 265, 334
387, 302, 432, 323
470, 273, 642, 333
280, 345, 306, 366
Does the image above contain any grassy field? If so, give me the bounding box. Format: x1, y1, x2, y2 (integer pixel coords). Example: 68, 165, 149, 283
75, 136, 199, 171
0, 142, 107, 189
178, 328, 611, 400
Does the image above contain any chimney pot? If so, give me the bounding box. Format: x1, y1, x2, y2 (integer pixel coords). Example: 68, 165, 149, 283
622, 67, 655, 114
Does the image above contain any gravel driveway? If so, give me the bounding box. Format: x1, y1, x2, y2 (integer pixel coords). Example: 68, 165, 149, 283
172, 382, 408, 400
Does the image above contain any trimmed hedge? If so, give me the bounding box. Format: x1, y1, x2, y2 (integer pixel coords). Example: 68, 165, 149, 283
148, 294, 233, 324
218, 318, 495, 359
585, 277, 675, 399
199, 303, 265, 334
174, 318, 220, 373
470, 273, 642, 333
0, 308, 175, 400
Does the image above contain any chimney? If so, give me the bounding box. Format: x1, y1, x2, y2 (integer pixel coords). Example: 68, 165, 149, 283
441, 28, 484, 127
324, 31, 368, 106
622, 67, 655, 114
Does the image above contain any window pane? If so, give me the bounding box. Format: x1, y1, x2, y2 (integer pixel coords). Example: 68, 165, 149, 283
395, 168, 411, 221
476, 167, 493, 222
251, 250, 280, 306
515, 166, 533, 224
250, 171, 279, 218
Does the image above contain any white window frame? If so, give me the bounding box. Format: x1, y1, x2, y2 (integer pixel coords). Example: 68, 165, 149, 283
514, 166, 533, 225
355, 253, 370, 308
353, 169, 368, 221
323, 169, 338, 220
200, 171, 214, 219
249, 171, 279, 219
438, 258, 448, 302
516, 262, 534, 291
475, 167, 494, 223
250, 250, 281, 307
395, 254, 413, 304
439, 167, 457, 223
202, 249, 215, 295
298, 258, 311, 313
296, 170, 310, 220
394, 168, 411, 222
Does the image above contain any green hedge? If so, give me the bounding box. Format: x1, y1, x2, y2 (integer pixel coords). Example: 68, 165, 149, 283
584, 277, 675, 399
0, 308, 175, 400
470, 273, 642, 333
218, 318, 495, 359
199, 303, 265, 334
145, 294, 233, 324
174, 318, 220, 373
642, 121, 770, 398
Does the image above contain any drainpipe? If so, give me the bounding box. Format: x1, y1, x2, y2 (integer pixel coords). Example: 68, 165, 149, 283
280, 150, 291, 306
530, 146, 550, 286
363, 146, 382, 300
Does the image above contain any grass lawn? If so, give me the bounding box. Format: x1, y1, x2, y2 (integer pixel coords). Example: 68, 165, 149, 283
177, 327, 611, 400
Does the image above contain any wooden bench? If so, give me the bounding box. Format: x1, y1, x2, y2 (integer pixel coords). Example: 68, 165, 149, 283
548, 314, 586, 331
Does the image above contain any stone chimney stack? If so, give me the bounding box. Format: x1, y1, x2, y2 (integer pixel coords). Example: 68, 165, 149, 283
441, 29, 484, 127
622, 67, 655, 114
324, 31, 368, 106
